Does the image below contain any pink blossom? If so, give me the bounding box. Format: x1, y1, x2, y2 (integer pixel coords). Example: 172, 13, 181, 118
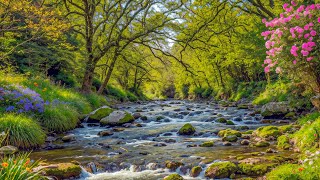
318, 17, 320, 23
297, 5, 305, 13
290, 45, 299, 56
264, 59, 272, 64
304, 34, 310, 39
291, 1, 297, 6
283, 3, 289, 10
301, 50, 309, 56
310, 30, 317, 36
264, 66, 270, 73
293, 60, 297, 64
307, 57, 314, 61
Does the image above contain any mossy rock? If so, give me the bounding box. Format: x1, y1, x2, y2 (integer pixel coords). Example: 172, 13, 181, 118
254, 141, 270, 147
216, 118, 227, 123
253, 126, 281, 138
277, 135, 291, 150
190, 166, 202, 177
261, 110, 273, 117
44, 163, 82, 179
242, 130, 254, 134
218, 129, 241, 137
238, 163, 275, 176
278, 125, 295, 134
141, 116, 148, 121
200, 141, 214, 147
0, 145, 18, 155
156, 116, 165, 121
100, 111, 134, 126
222, 135, 238, 142
237, 104, 249, 109
284, 112, 295, 118
164, 173, 184, 180
226, 120, 235, 125
178, 123, 196, 135
88, 106, 113, 122
205, 161, 237, 179
165, 161, 184, 171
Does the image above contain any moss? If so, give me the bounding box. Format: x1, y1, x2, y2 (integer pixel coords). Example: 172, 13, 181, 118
284, 112, 296, 118
292, 117, 320, 152
277, 135, 291, 150
89, 107, 113, 121
254, 141, 270, 147
222, 135, 238, 142
178, 123, 196, 135
200, 141, 214, 147
261, 110, 273, 117
44, 163, 82, 179
239, 163, 275, 176
165, 161, 184, 171
242, 130, 254, 134
218, 129, 241, 137
119, 113, 134, 124
141, 116, 148, 120
226, 120, 235, 125
205, 161, 237, 179
216, 118, 227, 123
164, 173, 184, 180
254, 126, 281, 138
266, 164, 301, 180
237, 104, 249, 109
190, 166, 202, 177
156, 116, 165, 121
278, 125, 295, 134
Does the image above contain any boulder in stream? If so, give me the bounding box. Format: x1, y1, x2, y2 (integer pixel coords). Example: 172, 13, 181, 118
100, 110, 134, 126
190, 166, 202, 177
261, 102, 294, 118
164, 174, 184, 180
43, 163, 82, 179
178, 123, 196, 135
205, 161, 237, 179
87, 106, 114, 123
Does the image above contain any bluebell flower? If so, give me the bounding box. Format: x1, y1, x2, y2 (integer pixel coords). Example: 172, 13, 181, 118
5, 106, 15, 111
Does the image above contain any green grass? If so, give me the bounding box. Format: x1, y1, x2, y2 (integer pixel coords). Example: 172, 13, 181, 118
0, 153, 44, 180
106, 85, 138, 102
253, 81, 291, 105
297, 112, 320, 125
230, 81, 266, 101
41, 104, 79, 133
0, 114, 46, 149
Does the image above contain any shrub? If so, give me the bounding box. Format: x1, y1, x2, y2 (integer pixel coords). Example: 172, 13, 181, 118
41, 104, 79, 133
84, 93, 108, 109
0, 114, 46, 149
0, 153, 43, 180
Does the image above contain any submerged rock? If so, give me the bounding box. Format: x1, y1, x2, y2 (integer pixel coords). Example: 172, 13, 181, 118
200, 141, 214, 147
62, 134, 76, 142
100, 110, 134, 126
205, 161, 237, 179
165, 161, 184, 171
178, 123, 196, 135
222, 135, 238, 142
97, 130, 114, 137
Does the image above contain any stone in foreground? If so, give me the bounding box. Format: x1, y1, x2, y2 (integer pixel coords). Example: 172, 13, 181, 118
178, 123, 196, 135
205, 161, 237, 179
100, 110, 134, 126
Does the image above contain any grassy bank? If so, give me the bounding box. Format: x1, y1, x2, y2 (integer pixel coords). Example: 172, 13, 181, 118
0, 73, 109, 149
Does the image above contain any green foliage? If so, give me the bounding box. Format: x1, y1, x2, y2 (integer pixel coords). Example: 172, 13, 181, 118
230, 81, 266, 101
238, 163, 274, 176
41, 104, 79, 133
253, 81, 292, 105
84, 93, 108, 109
106, 85, 138, 102
254, 126, 281, 138
292, 117, 320, 152
0, 153, 43, 180
0, 114, 46, 149
277, 135, 291, 150
297, 112, 320, 125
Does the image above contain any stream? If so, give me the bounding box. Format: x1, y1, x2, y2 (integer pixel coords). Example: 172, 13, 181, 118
30, 100, 296, 179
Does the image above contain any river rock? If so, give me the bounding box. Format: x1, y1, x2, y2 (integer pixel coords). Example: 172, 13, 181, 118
87, 106, 114, 123
222, 135, 238, 142
165, 161, 184, 171
43, 163, 82, 179
62, 134, 76, 142
261, 102, 294, 118
205, 161, 237, 179
164, 174, 184, 180
154, 143, 167, 147
97, 130, 114, 137
223, 142, 232, 146
133, 113, 141, 119
0, 145, 18, 155
178, 123, 196, 135
240, 140, 250, 145
190, 166, 202, 177
254, 140, 270, 147
100, 110, 134, 126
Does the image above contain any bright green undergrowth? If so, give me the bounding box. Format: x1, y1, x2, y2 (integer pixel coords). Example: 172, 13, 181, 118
0, 114, 46, 149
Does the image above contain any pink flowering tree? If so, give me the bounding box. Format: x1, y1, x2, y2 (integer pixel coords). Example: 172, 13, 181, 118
261, 1, 320, 94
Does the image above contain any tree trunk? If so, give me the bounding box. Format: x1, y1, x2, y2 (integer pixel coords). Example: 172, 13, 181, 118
97, 56, 118, 94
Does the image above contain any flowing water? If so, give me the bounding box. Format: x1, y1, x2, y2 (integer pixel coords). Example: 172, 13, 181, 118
30, 100, 295, 179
